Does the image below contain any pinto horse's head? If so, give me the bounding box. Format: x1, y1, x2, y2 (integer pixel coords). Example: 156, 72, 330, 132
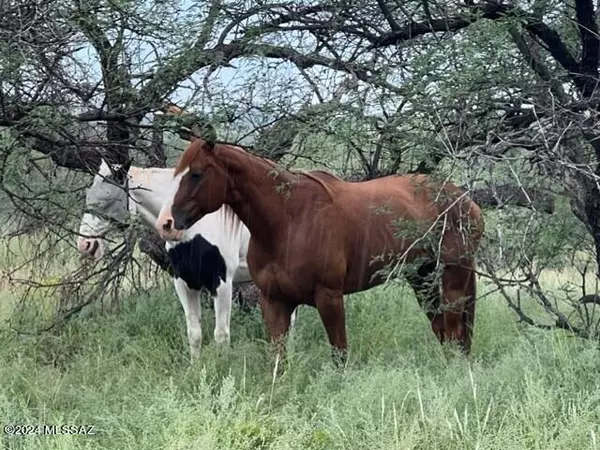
77, 158, 131, 261
156, 139, 229, 241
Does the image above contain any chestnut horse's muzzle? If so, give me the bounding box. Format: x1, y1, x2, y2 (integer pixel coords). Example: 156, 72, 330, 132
156, 209, 185, 242
172, 208, 191, 232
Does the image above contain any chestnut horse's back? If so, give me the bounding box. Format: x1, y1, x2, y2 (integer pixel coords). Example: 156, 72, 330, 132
334, 174, 483, 287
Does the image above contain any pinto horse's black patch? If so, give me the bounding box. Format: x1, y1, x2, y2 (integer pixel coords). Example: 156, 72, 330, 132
167, 234, 227, 295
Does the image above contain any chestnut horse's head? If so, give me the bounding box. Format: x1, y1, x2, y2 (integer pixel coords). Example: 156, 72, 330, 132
156, 138, 229, 241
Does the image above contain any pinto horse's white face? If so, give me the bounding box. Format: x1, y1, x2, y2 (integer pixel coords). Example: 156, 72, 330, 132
77, 159, 130, 261
156, 169, 188, 242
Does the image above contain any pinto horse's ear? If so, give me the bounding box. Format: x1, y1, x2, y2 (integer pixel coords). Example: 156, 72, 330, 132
98, 158, 111, 175
121, 157, 133, 174
112, 157, 132, 185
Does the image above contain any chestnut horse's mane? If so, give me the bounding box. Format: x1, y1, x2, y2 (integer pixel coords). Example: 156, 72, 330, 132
175, 139, 339, 200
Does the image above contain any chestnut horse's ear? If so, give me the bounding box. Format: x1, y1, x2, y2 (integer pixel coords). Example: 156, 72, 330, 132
190, 122, 217, 150
186, 135, 215, 151
204, 140, 216, 152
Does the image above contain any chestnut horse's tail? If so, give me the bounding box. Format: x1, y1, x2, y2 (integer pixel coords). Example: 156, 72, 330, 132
462, 259, 477, 354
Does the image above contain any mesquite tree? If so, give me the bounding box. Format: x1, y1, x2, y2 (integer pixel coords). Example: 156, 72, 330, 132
1, 0, 599, 335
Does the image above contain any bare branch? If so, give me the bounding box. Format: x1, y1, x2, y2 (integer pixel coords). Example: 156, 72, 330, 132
467, 184, 555, 213
575, 0, 600, 97
508, 27, 568, 103
375, 0, 401, 31
370, 2, 510, 49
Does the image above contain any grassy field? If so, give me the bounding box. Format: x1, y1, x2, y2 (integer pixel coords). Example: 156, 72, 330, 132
1, 266, 600, 450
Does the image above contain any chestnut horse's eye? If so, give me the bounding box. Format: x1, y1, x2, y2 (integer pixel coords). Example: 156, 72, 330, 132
190, 172, 203, 181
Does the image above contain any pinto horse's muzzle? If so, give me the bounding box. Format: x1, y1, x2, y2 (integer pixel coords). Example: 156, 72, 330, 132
77, 237, 104, 260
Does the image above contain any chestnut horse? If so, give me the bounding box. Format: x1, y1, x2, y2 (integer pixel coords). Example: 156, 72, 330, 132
156, 138, 484, 365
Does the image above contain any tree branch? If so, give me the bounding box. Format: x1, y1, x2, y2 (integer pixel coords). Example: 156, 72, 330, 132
508, 27, 568, 102
375, 0, 401, 31
365, 1, 585, 99
24, 133, 102, 172
137, 39, 405, 111
522, 17, 581, 91
370, 2, 510, 49
575, 0, 599, 97
248, 43, 405, 95
466, 184, 555, 213
73, 2, 132, 165
135, 6, 331, 113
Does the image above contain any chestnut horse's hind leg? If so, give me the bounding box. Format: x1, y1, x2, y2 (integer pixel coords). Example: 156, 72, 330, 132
258, 293, 295, 371
441, 261, 477, 354
314, 286, 347, 367
405, 260, 445, 344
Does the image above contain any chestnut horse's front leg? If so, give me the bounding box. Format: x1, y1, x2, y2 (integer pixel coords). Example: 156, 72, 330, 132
314, 285, 347, 368
441, 263, 476, 355
258, 293, 295, 374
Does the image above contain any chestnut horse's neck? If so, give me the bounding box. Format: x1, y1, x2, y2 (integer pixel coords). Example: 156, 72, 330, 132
218, 145, 305, 246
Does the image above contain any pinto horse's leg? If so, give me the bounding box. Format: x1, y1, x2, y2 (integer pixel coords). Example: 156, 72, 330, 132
259, 293, 294, 371
441, 262, 476, 355
214, 279, 232, 345
405, 261, 445, 344
314, 286, 347, 367
173, 277, 202, 360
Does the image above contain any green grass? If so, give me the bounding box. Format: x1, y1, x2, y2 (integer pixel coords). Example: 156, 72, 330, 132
1, 278, 600, 450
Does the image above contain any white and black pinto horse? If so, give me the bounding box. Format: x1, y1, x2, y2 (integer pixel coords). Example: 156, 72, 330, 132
77, 159, 297, 359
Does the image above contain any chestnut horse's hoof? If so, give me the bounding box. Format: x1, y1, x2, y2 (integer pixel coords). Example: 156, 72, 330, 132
331, 348, 348, 369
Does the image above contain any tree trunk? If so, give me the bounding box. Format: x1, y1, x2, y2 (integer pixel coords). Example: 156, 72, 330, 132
138, 229, 174, 276
583, 178, 600, 278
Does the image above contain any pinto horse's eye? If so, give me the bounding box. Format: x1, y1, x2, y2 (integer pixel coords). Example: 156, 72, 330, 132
190, 172, 203, 181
